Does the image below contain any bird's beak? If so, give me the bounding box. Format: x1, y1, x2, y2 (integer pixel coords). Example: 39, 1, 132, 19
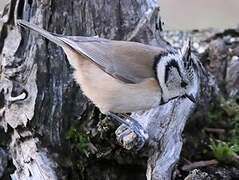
185, 94, 197, 103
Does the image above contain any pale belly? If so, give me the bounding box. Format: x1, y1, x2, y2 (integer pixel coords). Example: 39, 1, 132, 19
74, 61, 161, 114
64, 47, 161, 114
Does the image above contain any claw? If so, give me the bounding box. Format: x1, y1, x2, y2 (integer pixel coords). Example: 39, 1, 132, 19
121, 113, 148, 139
108, 112, 148, 150
116, 129, 132, 144
135, 131, 147, 151
115, 124, 128, 135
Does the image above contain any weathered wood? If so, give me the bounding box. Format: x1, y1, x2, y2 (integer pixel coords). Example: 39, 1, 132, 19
0, 147, 8, 178
0, 0, 173, 179
115, 52, 212, 179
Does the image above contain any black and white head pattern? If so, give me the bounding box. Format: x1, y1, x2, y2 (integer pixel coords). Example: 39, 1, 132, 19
154, 40, 200, 104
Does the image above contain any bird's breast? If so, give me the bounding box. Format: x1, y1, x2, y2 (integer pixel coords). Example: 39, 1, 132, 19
63, 47, 162, 114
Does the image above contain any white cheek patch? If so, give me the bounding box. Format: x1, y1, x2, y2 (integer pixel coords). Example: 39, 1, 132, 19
166, 68, 181, 89
155, 52, 199, 101
190, 72, 200, 96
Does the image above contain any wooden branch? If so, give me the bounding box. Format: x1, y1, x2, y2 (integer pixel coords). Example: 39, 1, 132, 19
116, 86, 199, 179
182, 160, 219, 171
203, 128, 225, 134
135, 98, 196, 180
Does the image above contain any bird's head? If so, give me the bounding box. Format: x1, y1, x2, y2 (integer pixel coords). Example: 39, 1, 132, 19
154, 40, 200, 104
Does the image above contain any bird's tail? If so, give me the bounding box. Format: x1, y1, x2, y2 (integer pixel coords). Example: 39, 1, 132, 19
17, 19, 67, 48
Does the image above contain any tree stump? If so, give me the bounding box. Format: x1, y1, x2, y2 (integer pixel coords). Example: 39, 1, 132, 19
0, 0, 211, 179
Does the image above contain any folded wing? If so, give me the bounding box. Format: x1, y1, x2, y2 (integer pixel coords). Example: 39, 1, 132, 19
58, 35, 166, 83
18, 20, 166, 84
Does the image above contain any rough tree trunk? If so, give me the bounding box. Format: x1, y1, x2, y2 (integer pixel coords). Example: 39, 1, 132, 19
0, 0, 216, 179
0, 0, 176, 179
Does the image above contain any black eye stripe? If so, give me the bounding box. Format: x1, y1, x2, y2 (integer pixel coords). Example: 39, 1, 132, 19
181, 81, 187, 88
153, 52, 168, 72
153, 52, 169, 82
165, 59, 182, 83
184, 57, 192, 70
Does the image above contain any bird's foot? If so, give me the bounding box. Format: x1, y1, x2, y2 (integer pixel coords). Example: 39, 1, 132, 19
108, 112, 148, 150
115, 124, 142, 150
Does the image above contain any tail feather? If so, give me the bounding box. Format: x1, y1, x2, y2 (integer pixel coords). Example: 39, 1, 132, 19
17, 19, 67, 48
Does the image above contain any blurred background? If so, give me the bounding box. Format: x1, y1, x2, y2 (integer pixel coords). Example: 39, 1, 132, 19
160, 0, 239, 30
0, 0, 238, 30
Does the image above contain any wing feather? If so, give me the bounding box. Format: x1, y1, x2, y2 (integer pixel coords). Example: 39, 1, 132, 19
18, 20, 167, 84
58, 35, 166, 84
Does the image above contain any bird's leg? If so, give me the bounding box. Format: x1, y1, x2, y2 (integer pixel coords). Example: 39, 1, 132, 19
108, 112, 148, 150
121, 113, 147, 136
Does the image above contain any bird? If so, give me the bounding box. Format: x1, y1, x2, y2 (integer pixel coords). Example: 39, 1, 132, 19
17, 19, 200, 149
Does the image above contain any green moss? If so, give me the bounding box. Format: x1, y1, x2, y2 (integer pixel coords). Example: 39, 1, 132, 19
220, 96, 239, 121
207, 96, 239, 127
209, 139, 239, 163
207, 95, 239, 164
232, 123, 239, 145
66, 127, 90, 157
76, 160, 88, 178
65, 127, 91, 178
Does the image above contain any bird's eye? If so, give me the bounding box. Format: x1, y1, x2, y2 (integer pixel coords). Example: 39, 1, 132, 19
181, 81, 187, 88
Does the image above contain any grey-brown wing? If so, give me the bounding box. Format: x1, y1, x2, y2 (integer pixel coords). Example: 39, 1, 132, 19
57, 35, 166, 84
17, 20, 164, 83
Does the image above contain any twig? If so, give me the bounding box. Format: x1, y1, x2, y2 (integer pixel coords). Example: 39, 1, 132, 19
182, 159, 219, 171
203, 128, 225, 134
232, 152, 239, 161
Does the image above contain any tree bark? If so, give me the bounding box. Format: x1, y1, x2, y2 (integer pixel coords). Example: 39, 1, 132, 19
0, 0, 176, 179
0, 0, 224, 179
